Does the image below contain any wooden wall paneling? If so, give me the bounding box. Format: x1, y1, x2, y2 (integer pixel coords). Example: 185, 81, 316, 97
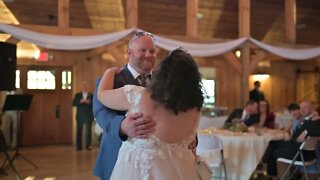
214, 59, 227, 108
215, 57, 241, 111
295, 61, 319, 106
268, 61, 297, 112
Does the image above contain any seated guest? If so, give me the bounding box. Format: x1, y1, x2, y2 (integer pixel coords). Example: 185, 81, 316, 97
282, 103, 303, 140
258, 100, 275, 129
266, 101, 320, 179
225, 100, 259, 126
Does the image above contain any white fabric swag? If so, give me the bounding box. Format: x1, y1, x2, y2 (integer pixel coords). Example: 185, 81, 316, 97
0, 23, 134, 50
0, 23, 319, 60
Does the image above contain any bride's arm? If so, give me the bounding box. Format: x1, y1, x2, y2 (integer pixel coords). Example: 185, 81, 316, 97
97, 67, 130, 111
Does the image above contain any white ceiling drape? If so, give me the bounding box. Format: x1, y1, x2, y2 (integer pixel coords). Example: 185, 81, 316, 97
0, 23, 319, 60
154, 35, 247, 57
249, 38, 320, 60
0, 23, 134, 50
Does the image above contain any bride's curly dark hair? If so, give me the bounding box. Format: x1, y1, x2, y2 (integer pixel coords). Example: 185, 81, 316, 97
148, 48, 204, 115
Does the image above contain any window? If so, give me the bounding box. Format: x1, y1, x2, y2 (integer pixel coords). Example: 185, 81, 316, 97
27, 70, 56, 90
62, 70, 72, 90
15, 70, 20, 89
202, 79, 215, 105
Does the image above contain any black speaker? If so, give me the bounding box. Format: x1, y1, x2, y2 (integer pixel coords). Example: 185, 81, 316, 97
0, 42, 17, 91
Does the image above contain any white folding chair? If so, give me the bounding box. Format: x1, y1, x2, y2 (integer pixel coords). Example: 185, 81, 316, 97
197, 135, 227, 180
278, 137, 320, 180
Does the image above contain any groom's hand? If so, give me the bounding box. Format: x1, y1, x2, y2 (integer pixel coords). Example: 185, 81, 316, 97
121, 112, 156, 139
135, 116, 156, 138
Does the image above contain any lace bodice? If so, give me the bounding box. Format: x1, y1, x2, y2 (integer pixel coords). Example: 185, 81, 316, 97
124, 85, 144, 113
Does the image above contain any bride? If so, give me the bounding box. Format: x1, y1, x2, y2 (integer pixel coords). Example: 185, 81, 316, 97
98, 48, 204, 180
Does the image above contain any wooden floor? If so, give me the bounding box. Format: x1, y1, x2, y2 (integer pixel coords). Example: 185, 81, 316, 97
0, 145, 99, 180
2, 146, 318, 180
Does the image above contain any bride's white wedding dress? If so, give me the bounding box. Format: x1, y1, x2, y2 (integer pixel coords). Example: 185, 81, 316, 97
110, 85, 200, 180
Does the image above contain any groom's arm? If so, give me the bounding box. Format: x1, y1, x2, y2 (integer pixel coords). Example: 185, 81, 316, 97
93, 78, 127, 140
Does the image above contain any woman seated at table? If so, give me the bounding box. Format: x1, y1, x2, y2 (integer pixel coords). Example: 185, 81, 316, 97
258, 100, 275, 129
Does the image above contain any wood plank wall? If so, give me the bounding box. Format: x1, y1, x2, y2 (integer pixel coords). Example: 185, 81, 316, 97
1, 50, 319, 121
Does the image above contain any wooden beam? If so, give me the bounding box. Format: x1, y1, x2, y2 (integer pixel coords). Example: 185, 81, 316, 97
239, 0, 250, 37
285, 0, 296, 44
106, 45, 127, 65
223, 52, 242, 74
126, 0, 138, 28
240, 42, 251, 105
186, 0, 198, 37
248, 50, 268, 73
87, 46, 109, 59
58, 0, 70, 28
5, 36, 20, 44
239, 0, 251, 105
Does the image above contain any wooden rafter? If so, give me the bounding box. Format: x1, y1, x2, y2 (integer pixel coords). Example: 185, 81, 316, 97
239, 0, 250, 38
58, 0, 70, 28
248, 50, 268, 73
285, 0, 296, 44
186, 0, 198, 37
223, 52, 242, 75
126, 0, 138, 29
106, 45, 127, 65
5, 36, 20, 44
239, 0, 251, 105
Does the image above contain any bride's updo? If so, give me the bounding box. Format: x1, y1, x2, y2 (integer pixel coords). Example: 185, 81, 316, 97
148, 48, 204, 115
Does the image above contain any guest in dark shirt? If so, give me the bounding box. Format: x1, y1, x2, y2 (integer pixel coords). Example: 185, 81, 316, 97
249, 81, 265, 102
225, 100, 259, 126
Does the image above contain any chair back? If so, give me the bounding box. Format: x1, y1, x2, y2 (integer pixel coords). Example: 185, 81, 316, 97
300, 136, 320, 151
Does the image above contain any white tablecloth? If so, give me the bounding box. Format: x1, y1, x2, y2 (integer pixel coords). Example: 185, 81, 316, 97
198, 116, 227, 129
197, 128, 284, 180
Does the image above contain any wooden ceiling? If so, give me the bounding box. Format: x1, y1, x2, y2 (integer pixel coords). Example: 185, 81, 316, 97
1, 0, 320, 45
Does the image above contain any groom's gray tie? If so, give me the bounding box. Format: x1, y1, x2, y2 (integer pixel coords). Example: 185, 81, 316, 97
137, 75, 151, 87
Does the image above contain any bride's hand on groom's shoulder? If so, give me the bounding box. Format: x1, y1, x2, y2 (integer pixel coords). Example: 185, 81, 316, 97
121, 112, 156, 139
106, 67, 123, 75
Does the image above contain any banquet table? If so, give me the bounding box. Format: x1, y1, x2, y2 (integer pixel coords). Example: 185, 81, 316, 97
197, 128, 284, 180
198, 115, 228, 129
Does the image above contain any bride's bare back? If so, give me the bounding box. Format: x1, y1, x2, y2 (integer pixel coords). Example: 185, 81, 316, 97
139, 89, 200, 143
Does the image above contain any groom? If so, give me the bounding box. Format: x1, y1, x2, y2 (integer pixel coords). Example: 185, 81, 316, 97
93, 31, 157, 180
